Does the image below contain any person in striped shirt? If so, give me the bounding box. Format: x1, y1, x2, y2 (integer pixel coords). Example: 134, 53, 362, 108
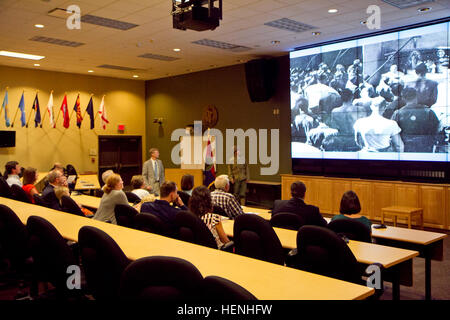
210, 174, 244, 219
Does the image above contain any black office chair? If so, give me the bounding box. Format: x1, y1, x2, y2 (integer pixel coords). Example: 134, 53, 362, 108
33, 194, 46, 207
95, 189, 104, 198
327, 219, 372, 243
10, 184, 31, 203
201, 276, 257, 300
233, 214, 284, 265
0, 177, 12, 198
177, 190, 191, 206
119, 256, 204, 300
26, 216, 80, 299
114, 204, 138, 229
78, 226, 131, 300
272, 199, 288, 213
270, 212, 305, 231
174, 210, 218, 249
125, 192, 141, 205
293, 225, 362, 284
61, 195, 85, 217
213, 205, 228, 218
133, 213, 171, 237
66, 164, 78, 177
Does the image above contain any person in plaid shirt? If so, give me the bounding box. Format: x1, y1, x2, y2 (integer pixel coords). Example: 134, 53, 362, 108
211, 175, 244, 219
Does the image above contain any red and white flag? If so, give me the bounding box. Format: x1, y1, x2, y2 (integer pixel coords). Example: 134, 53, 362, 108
60, 94, 70, 128
46, 91, 54, 128
98, 95, 109, 129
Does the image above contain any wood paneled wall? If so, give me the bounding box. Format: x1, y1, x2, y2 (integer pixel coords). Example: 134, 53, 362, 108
281, 174, 449, 230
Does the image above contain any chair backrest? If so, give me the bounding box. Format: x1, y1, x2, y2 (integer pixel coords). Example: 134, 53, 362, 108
10, 184, 31, 203
0, 177, 12, 198
177, 190, 190, 206
33, 193, 47, 207
61, 195, 84, 217
125, 191, 141, 204
213, 204, 228, 217
114, 204, 138, 228
327, 219, 372, 243
0, 204, 30, 270
66, 164, 78, 177
233, 214, 284, 265
201, 276, 257, 300
270, 212, 305, 231
174, 210, 217, 249
133, 212, 171, 237
273, 199, 288, 212
296, 225, 361, 284
78, 226, 130, 300
26, 216, 77, 291
119, 256, 204, 300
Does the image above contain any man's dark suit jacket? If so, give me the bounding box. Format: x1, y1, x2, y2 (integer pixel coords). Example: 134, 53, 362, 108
140, 199, 188, 232
272, 197, 327, 227
41, 184, 62, 211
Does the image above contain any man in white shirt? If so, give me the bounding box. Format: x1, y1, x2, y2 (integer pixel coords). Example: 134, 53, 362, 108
4, 161, 22, 187
142, 148, 165, 196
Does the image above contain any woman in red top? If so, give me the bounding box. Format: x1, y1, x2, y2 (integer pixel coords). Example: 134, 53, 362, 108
22, 167, 39, 203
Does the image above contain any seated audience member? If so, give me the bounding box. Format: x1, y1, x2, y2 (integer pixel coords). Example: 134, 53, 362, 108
101, 169, 114, 185
189, 186, 230, 248
210, 175, 244, 219
93, 174, 129, 224
178, 174, 194, 204
50, 162, 65, 175
42, 170, 66, 210
4, 161, 22, 187
54, 186, 94, 217
134, 194, 156, 212
22, 167, 39, 203
331, 190, 372, 230
273, 181, 327, 227
130, 175, 151, 199
140, 181, 187, 231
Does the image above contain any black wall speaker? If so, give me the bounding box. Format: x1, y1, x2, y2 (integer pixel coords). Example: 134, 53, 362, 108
244, 58, 278, 102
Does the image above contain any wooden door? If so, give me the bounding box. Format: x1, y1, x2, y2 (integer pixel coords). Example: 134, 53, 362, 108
98, 136, 142, 187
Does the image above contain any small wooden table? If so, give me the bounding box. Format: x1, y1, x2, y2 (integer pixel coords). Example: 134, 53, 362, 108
381, 206, 423, 229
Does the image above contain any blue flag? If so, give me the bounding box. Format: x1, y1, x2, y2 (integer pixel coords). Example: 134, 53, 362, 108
18, 92, 26, 127
33, 93, 41, 127
1, 90, 10, 127
86, 96, 94, 129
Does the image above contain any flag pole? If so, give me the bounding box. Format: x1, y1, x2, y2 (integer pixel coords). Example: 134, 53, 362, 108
40, 90, 52, 128
54, 92, 65, 128
0, 86, 7, 119
26, 90, 38, 128
11, 90, 24, 128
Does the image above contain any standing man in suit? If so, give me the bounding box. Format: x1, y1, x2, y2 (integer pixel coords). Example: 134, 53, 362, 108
272, 181, 327, 227
142, 147, 165, 196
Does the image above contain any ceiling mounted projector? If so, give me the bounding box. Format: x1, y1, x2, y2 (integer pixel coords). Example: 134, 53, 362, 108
172, 0, 222, 31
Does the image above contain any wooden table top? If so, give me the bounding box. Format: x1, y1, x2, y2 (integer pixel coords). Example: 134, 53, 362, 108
221, 219, 419, 269
74, 174, 100, 190
381, 206, 423, 213
0, 197, 374, 300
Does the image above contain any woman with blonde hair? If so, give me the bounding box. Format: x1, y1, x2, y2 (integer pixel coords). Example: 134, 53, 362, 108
93, 173, 129, 224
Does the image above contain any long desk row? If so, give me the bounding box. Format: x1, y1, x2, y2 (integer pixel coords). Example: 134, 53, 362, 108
0, 197, 374, 300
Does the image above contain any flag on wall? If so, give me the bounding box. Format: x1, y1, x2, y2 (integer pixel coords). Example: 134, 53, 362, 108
98, 95, 109, 129
1, 89, 10, 127
18, 92, 26, 127
32, 93, 41, 127
73, 94, 82, 128
60, 94, 70, 128
86, 96, 94, 129
47, 91, 54, 128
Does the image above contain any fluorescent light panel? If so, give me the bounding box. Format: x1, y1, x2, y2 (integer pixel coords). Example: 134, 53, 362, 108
0, 50, 45, 60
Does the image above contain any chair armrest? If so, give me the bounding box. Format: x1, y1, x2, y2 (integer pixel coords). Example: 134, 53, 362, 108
220, 241, 234, 252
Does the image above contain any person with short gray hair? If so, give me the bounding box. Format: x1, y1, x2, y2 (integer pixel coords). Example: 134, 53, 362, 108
41, 169, 65, 210
211, 175, 243, 219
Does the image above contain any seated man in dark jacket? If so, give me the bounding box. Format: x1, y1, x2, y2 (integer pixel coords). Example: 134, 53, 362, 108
140, 181, 187, 232
41, 170, 66, 211
272, 181, 327, 227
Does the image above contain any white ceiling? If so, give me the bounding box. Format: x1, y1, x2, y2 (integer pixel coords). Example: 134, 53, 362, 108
0, 0, 449, 81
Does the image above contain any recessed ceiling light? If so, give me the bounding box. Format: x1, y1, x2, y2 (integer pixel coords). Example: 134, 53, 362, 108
133, 75, 139, 78
0, 50, 45, 60
34, 63, 40, 67
34, 24, 44, 28
328, 9, 338, 13
173, 48, 181, 52
88, 70, 94, 73
312, 31, 321, 36
418, 7, 431, 12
